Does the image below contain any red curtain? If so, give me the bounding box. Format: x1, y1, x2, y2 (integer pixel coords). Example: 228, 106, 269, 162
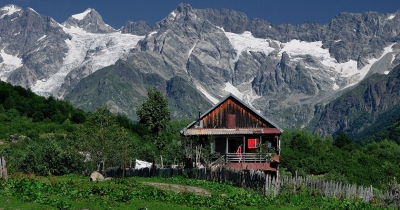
248, 138, 257, 148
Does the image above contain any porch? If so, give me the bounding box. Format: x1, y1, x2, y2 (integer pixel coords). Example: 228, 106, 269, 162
223, 153, 280, 163
212, 152, 280, 171
211, 135, 280, 158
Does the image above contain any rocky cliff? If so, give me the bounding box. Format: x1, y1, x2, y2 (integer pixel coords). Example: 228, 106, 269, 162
2, 3, 400, 134
310, 64, 400, 139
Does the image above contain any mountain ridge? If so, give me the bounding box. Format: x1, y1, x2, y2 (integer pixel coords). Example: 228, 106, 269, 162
310, 64, 400, 138
1, 3, 400, 136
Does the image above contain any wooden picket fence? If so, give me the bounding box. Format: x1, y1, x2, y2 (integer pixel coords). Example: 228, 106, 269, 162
0, 156, 7, 180
105, 166, 399, 208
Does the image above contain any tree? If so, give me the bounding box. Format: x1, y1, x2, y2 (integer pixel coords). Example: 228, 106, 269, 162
334, 131, 352, 149
136, 87, 170, 134
75, 107, 129, 171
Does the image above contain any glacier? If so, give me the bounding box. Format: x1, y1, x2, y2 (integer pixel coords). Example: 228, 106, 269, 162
0, 48, 23, 81
31, 25, 144, 98
224, 30, 396, 93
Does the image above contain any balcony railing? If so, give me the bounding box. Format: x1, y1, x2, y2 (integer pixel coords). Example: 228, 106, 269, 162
225, 153, 273, 163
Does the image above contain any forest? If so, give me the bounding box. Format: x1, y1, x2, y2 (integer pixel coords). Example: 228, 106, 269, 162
0, 80, 399, 192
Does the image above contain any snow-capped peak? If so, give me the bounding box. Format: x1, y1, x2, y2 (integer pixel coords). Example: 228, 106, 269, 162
27, 7, 39, 15
0, 4, 21, 19
63, 8, 115, 33
72, 8, 93, 20
388, 14, 396, 20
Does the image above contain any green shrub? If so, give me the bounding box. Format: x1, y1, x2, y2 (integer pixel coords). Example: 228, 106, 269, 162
19, 137, 84, 176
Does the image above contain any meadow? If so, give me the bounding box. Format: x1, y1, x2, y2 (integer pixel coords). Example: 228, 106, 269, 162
0, 174, 392, 210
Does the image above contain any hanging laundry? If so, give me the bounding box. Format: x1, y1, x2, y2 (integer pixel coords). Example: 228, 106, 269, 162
248, 138, 257, 148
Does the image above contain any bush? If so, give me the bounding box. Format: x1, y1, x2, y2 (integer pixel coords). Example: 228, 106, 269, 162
19, 136, 84, 176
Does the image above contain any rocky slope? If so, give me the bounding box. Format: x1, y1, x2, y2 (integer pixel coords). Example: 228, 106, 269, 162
0, 4, 143, 98
0, 5, 70, 88
310, 64, 400, 139
64, 60, 212, 119
1, 3, 400, 134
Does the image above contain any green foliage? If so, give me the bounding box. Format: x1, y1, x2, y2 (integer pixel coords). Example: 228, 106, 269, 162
256, 141, 276, 160
136, 87, 171, 135
366, 116, 400, 145
0, 80, 184, 175
0, 175, 389, 210
281, 129, 400, 190
2, 79, 400, 197
74, 107, 129, 170
0, 81, 87, 142
18, 136, 85, 176
334, 131, 352, 149
0, 81, 87, 125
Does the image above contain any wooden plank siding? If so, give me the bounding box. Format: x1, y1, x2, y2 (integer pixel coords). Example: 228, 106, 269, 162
191, 98, 274, 129
180, 94, 283, 172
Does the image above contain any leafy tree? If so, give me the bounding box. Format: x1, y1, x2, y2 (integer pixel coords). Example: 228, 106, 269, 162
0, 104, 5, 113
333, 131, 352, 149
19, 136, 84, 176
136, 87, 170, 134
74, 107, 129, 171
71, 110, 86, 124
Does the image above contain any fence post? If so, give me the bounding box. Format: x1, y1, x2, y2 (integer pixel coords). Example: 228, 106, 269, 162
1, 156, 7, 180
0, 157, 2, 179
265, 174, 270, 196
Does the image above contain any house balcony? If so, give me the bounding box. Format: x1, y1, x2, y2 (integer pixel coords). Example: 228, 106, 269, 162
225, 153, 279, 163
212, 153, 280, 171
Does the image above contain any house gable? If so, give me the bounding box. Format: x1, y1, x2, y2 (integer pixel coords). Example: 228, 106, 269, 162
193, 97, 271, 129
181, 94, 283, 134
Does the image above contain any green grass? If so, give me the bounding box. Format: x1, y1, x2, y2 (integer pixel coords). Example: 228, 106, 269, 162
0, 195, 197, 210
0, 174, 392, 210
0, 195, 54, 210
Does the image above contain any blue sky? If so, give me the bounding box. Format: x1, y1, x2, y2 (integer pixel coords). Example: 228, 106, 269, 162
2, 0, 400, 29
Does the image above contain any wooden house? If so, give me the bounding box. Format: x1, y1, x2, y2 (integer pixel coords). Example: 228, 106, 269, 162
180, 94, 283, 175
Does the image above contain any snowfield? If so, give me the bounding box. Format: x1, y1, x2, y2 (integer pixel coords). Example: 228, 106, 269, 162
0, 49, 23, 81
0, 5, 21, 19
196, 83, 219, 104
225, 31, 275, 62
31, 25, 144, 98
224, 30, 396, 93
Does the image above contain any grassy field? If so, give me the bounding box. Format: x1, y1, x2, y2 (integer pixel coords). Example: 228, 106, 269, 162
0, 174, 391, 210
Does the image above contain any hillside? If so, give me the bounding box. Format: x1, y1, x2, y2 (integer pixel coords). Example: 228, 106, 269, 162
1, 69, 400, 192
365, 115, 400, 144
309, 64, 400, 139
64, 60, 212, 120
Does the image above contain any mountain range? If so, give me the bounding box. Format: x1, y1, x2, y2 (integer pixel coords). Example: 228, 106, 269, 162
1, 3, 400, 137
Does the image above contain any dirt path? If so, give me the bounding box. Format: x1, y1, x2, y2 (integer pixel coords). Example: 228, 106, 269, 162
141, 182, 211, 196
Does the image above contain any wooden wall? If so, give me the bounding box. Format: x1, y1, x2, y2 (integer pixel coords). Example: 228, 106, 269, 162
194, 98, 274, 129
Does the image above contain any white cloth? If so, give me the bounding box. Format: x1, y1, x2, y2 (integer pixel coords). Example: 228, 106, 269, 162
135, 159, 152, 169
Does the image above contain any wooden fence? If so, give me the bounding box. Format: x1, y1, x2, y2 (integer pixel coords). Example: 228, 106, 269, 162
0, 156, 7, 180
105, 166, 400, 208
